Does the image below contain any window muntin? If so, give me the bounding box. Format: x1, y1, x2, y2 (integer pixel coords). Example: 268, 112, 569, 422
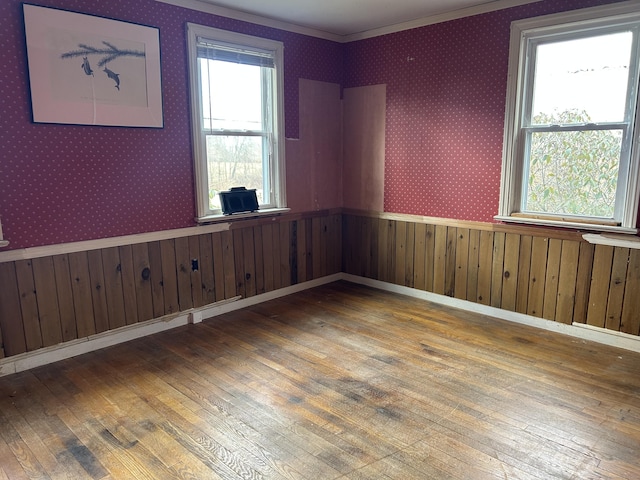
498, 4, 640, 232
187, 24, 285, 219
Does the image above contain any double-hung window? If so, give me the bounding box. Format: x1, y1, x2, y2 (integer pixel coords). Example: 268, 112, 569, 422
187, 24, 286, 220
498, 3, 640, 232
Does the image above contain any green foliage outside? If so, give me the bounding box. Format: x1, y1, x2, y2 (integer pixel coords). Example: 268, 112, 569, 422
526, 109, 622, 218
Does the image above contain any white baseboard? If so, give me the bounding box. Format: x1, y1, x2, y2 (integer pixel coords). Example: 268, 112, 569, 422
0, 273, 342, 377
2, 271, 638, 377
342, 274, 640, 354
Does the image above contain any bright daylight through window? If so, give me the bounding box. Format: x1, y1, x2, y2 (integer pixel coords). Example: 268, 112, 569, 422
498, 3, 640, 232
187, 24, 285, 220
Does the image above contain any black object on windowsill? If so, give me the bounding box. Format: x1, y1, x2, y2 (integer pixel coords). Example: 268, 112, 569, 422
219, 187, 259, 215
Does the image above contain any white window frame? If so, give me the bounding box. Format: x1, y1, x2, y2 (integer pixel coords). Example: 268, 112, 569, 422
187, 23, 286, 221
496, 1, 640, 233
0, 218, 7, 248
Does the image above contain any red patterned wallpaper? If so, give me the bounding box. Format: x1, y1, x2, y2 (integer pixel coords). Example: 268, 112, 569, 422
343, 0, 625, 222
0, 0, 343, 249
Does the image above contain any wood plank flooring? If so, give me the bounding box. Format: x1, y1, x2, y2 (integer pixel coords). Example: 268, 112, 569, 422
1, 281, 639, 479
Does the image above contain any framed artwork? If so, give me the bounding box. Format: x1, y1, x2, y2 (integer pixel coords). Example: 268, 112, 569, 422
22, 4, 163, 128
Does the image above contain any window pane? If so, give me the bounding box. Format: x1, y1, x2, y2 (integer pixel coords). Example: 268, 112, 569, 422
525, 129, 622, 218
206, 135, 266, 210
200, 59, 263, 131
531, 32, 632, 124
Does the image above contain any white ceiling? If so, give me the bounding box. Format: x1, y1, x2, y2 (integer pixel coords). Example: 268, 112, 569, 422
158, 0, 541, 40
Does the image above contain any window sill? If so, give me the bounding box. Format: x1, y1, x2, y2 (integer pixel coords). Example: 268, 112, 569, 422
583, 233, 640, 250
0, 240, 8, 248
494, 215, 638, 235
197, 208, 290, 224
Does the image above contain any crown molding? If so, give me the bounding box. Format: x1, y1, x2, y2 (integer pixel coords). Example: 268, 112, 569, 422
155, 0, 545, 43
154, 0, 343, 41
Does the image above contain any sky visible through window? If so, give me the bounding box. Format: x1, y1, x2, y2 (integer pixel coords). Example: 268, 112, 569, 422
532, 31, 632, 123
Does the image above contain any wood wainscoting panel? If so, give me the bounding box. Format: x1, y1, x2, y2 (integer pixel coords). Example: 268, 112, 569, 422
342, 212, 640, 337
0, 212, 342, 359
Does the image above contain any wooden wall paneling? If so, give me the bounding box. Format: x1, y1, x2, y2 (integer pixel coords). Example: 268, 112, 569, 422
174, 237, 194, 312
159, 239, 179, 315
0, 261, 27, 356
586, 244, 614, 328
312, 217, 323, 281
189, 235, 205, 308
340, 215, 351, 275
433, 225, 447, 295
542, 239, 562, 321
198, 234, 216, 306
279, 222, 292, 287
395, 221, 407, 286
500, 233, 520, 312
268, 226, 281, 290
444, 227, 457, 297
305, 218, 314, 280
385, 220, 397, 285
131, 242, 157, 321
527, 237, 549, 318
220, 231, 237, 298
366, 215, 378, 279
0, 317, 3, 358
404, 223, 416, 288
52, 254, 78, 341
31, 256, 63, 347
555, 240, 580, 325
296, 220, 307, 284
490, 232, 505, 308
413, 223, 427, 291
621, 249, 640, 335
360, 216, 372, 278
253, 226, 266, 295
604, 247, 630, 332
334, 214, 343, 274
243, 227, 257, 297
321, 216, 332, 279
211, 232, 226, 301
14, 260, 42, 351
233, 229, 246, 298
476, 231, 494, 305
100, 247, 126, 331
86, 250, 110, 333
67, 252, 96, 338
573, 242, 595, 325
117, 245, 140, 326
515, 236, 533, 315
377, 218, 389, 282
454, 228, 470, 300
424, 225, 435, 293
260, 225, 275, 293
466, 229, 480, 302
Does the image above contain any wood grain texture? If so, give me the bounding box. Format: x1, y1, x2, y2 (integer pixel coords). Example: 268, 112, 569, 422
0, 262, 26, 356
1, 281, 639, 480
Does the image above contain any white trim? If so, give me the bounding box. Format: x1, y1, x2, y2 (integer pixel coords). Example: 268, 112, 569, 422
0, 273, 342, 377
155, 0, 543, 42
583, 232, 640, 249
342, 274, 640, 354
0, 222, 230, 264
156, 0, 343, 42
344, 0, 544, 42
494, 215, 639, 234
197, 207, 291, 224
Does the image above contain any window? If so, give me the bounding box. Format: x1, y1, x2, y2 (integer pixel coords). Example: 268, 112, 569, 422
497, 3, 640, 232
187, 24, 286, 220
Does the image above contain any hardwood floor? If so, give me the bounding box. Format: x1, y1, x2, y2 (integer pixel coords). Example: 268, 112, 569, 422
1, 281, 639, 479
